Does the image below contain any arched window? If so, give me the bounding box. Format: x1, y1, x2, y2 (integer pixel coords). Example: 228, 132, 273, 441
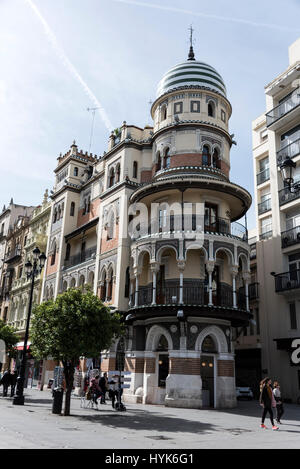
212, 148, 219, 168
202, 335, 217, 353
109, 168, 115, 187
100, 272, 107, 301
133, 161, 138, 179
58, 206, 62, 220
202, 145, 210, 166
208, 101, 215, 118
161, 105, 167, 121
70, 202, 75, 216
74, 167, 78, 177
116, 164, 121, 183
157, 335, 168, 351
157, 153, 161, 171
116, 337, 125, 371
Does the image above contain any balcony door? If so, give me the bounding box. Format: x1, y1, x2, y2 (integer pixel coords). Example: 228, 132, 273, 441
80, 241, 86, 262
204, 204, 218, 232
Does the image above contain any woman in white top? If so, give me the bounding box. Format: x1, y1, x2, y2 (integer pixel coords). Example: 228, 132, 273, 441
273, 381, 284, 424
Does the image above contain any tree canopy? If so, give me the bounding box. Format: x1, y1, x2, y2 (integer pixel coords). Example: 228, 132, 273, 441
30, 287, 124, 415
0, 319, 18, 362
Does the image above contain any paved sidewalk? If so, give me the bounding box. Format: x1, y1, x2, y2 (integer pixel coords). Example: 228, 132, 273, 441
0, 389, 300, 449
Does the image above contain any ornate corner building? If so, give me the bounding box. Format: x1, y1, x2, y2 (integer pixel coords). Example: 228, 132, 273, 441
42, 44, 252, 408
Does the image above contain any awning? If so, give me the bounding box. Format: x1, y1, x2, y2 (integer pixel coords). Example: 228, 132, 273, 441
16, 341, 31, 351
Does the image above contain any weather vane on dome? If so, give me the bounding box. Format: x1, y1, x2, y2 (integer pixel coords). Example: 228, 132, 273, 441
188, 24, 195, 61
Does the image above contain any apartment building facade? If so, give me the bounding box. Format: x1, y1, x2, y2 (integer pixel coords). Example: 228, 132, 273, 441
252, 38, 300, 402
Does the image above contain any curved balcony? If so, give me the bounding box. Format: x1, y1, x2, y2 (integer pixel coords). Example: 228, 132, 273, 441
132, 215, 248, 242
130, 174, 252, 222
127, 281, 250, 327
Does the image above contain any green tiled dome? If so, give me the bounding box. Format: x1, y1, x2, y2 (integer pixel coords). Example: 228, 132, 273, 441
156, 60, 227, 99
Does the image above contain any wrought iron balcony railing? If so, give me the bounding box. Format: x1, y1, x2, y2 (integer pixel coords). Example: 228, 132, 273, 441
258, 198, 271, 215
239, 283, 259, 301
274, 269, 300, 292
64, 246, 97, 269
130, 282, 246, 310
259, 230, 272, 241
281, 225, 300, 248
256, 168, 270, 186
279, 186, 300, 206
132, 215, 248, 241
277, 137, 300, 166
266, 87, 300, 127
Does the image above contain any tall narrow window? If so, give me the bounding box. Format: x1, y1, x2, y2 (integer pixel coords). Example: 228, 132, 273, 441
124, 267, 130, 298
212, 148, 219, 168
202, 145, 210, 166
74, 167, 78, 177
133, 161, 138, 179
290, 302, 298, 330
87, 196, 91, 213
208, 101, 215, 117
157, 154, 161, 171
109, 168, 115, 187
70, 202, 75, 216
51, 240, 56, 266
164, 148, 171, 169
65, 243, 71, 261
116, 164, 121, 183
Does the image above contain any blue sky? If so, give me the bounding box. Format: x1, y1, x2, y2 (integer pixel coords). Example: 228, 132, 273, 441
0, 0, 300, 229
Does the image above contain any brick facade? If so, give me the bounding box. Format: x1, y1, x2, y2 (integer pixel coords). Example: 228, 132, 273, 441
101, 357, 116, 373
125, 357, 145, 374
144, 357, 156, 374
217, 360, 234, 377
169, 357, 201, 375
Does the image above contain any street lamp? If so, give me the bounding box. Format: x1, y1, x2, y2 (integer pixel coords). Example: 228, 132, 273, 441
13, 247, 46, 405
280, 157, 300, 193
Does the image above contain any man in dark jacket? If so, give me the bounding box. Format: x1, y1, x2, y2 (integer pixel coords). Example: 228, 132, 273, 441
0, 370, 12, 397
99, 373, 108, 404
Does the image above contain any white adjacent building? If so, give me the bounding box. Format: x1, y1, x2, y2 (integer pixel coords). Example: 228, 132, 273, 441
252, 38, 300, 402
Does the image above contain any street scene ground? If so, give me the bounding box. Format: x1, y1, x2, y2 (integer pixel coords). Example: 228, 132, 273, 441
0, 389, 300, 449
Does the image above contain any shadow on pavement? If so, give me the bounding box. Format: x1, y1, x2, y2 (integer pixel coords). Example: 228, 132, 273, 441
74, 408, 220, 435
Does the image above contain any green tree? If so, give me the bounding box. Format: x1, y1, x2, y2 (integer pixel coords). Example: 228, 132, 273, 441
30, 287, 123, 416
0, 320, 18, 370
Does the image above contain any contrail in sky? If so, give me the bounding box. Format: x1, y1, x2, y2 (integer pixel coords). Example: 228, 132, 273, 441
25, 0, 114, 133
112, 0, 300, 33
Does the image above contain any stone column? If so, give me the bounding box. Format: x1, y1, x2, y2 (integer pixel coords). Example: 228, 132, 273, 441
230, 266, 239, 309
206, 261, 215, 306
177, 260, 186, 304
243, 272, 251, 312
133, 267, 141, 308
150, 262, 160, 305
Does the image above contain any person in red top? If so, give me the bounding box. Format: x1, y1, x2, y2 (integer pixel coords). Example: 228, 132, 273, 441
90, 376, 101, 405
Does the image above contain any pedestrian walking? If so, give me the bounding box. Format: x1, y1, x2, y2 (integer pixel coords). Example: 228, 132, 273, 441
90, 376, 101, 406
0, 370, 12, 397
10, 370, 18, 397
99, 372, 108, 404
259, 377, 279, 430
273, 381, 284, 424
108, 378, 117, 409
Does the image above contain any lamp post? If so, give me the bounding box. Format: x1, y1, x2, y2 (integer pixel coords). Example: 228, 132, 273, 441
13, 247, 46, 405
280, 157, 300, 193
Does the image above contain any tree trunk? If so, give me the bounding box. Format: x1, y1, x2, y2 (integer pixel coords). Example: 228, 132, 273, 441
63, 360, 75, 416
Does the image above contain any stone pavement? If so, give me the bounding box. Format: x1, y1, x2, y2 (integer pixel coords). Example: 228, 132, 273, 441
0, 388, 300, 449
